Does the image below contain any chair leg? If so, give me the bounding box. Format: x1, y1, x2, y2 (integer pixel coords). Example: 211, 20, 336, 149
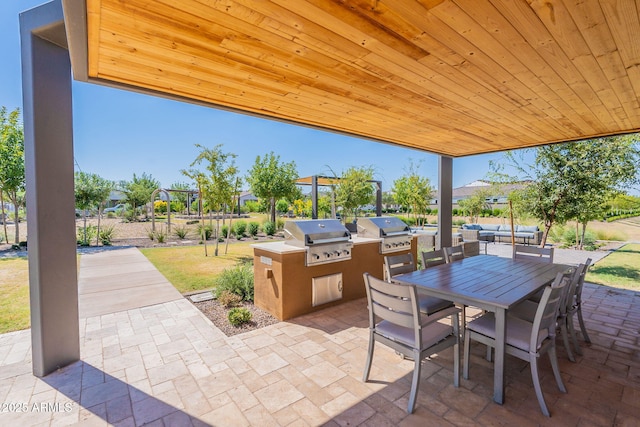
486, 345, 492, 362
463, 329, 471, 380
363, 333, 375, 382
577, 307, 591, 343
548, 345, 567, 393
453, 312, 460, 387
567, 314, 583, 356
559, 318, 575, 362
529, 355, 550, 417
407, 349, 422, 414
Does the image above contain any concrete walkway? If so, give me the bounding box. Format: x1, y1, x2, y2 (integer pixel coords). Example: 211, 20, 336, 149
78, 247, 182, 318
0, 246, 638, 425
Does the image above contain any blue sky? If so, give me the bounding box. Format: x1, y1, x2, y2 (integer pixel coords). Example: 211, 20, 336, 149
1, 1, 524, 193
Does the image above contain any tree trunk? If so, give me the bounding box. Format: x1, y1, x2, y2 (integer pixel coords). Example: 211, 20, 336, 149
575, 221, 580, 250
225, 207, 232, 255
580, 221, 588, 251
96, 203, 102, 246
0, 189, 7, 243
540, 224, 551, 248
214, 215, 220, 257
270, 197, 276, 223
8, 191, 20, 244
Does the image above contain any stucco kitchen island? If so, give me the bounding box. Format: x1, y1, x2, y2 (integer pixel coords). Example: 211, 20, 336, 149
252, 236, 417, 321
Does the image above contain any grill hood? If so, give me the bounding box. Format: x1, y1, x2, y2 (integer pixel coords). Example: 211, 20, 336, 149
284, 219, 351, 247
356, 216, 410, 238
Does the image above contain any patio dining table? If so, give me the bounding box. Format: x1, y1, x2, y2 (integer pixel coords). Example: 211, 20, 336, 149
393, 254, 571, 405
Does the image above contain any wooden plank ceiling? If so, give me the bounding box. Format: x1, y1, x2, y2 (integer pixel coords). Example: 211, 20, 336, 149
83, 0, 640, 157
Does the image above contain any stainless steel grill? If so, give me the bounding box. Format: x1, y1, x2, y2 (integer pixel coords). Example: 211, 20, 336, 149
284, 219, 353, 266
356, 216, 413, 254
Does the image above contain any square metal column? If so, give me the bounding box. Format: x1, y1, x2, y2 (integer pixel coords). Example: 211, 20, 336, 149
20, 0, 80, 377
437, 156, 453, 250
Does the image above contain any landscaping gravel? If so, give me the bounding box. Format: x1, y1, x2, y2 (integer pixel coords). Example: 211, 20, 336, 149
190, 299, 280, 337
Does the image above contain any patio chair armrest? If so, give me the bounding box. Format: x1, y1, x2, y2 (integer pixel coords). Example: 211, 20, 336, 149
420, 306, 460, 327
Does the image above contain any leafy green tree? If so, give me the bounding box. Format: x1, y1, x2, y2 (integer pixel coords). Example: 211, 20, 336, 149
121, 173, 160, 220
74, 171, 113, 245
275, 199, 289, 216
391, 162, 433, 226
0, 107, 25, 243
183, 144, 240, 256
457, 188, 491, 224
246, 152, 298, 223
169, 181, 192, 213
495, 135, 639, 246
335, 166, 375, 221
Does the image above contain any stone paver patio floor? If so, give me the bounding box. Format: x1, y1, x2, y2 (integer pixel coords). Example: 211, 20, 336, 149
0, 247, 639, 426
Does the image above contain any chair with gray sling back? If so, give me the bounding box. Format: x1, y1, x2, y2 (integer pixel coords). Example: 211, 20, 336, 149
463, 271, 572, 417
362, 273, 460, 414
512, 244, 554, 263
384, 253, 454, 315
566, 258, 592, 353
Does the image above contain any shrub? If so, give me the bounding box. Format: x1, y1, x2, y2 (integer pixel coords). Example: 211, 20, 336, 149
221, 225, 229, 238
453, 219, 465, 226
99, 225, 116, 245
146, 228, 156, 241
248, 221, 260, 237
214, 262, 254, 302
233, 221, 247, 239
217, 290, 242, 308
197, 224, 213, 240
154, 200, 167, 214
263, 221, 276, 236
173, 225, 189, 239
155, 227, 166, 243
561, 228, 598, 250
276, 218, 285, 230
77, 225, 97, 246
228, 307, 252, 326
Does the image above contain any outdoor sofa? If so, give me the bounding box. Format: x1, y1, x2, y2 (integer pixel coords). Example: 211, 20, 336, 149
459, 224, 543, 246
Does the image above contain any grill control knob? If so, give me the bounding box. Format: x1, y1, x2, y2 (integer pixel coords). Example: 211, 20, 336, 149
334, 250, 341, 256
313, 254, 321, 260
344, 249, 350, 255
324, 252, 331, 258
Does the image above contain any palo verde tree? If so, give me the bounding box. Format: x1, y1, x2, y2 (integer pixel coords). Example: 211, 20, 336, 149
494, 135, 640, 247
120, 173, 160, 220
246, 152, 298, 223
334, 166, 375, 222
0, 107, 25, 244
74, 171, 113, 245
391, 161, 433, 226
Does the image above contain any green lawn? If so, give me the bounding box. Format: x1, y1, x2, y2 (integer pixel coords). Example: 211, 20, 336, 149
0, 257, 30, 334
586, 243, 640, 291
140, 240, 275, 294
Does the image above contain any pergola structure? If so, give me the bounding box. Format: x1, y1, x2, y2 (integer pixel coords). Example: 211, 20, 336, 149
296, 175, 383, 219
21, 0, 640, 376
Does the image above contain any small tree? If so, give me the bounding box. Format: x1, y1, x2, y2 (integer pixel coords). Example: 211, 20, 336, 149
334, 166, 375, 221
392, 162, 433, 226
0, 107, 25, 243
246, 152, 298, 223
74, 171, 113, 245
121, 173, 160, 219
457, 188, 491, 224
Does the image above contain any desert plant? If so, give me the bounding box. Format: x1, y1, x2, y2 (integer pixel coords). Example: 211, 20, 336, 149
173, 225, 189, 240
77, 225, 97, 246
99, 225, 116, 246
214, 262, 254, 302
155, 227, 166, 243
262, 221, 276, 236
248, 221, 260, 237
221, 225, 229, 238
561, 227, 597, 250
233, 221, 247, 239
276, 218, 285, 230
227, 307, 252, 326
197, 224, 213, 240
146, 228, 156, 241
217, 290, 242, 308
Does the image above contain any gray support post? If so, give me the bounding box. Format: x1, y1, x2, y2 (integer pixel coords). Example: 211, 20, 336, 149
311, 175, 318, 219
375, 181, 382, 217
20, 0, 80, 377
437, 156, 453, 250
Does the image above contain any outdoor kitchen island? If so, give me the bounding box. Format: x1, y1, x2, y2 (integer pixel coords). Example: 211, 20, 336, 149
252, 218, 417, 321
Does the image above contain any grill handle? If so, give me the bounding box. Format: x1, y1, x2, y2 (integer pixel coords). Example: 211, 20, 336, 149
381, 230, 410, 237
307, 236, 350, 245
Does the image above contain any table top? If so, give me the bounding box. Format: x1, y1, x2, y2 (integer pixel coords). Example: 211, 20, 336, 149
394, 255, 572, 310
